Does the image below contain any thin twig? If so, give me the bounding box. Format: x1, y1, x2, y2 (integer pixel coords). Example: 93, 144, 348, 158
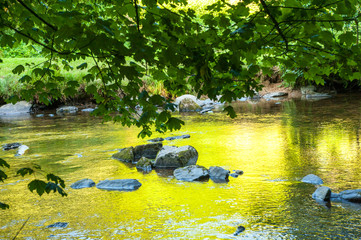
12, 216, 30, 240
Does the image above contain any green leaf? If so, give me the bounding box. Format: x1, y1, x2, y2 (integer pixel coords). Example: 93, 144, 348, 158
17, 168, 34, 177
0, 158, 10, 168
166, 117, 184, 131
47, 174, 66, 188
223, 106, 237, 118
28, 179, 47, 196
0, 170, 7, 182
0, 202, 9, 210
12, 65, 25, 75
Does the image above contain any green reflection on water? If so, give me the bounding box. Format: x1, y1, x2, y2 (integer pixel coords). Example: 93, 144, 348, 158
1, 96, 361, 239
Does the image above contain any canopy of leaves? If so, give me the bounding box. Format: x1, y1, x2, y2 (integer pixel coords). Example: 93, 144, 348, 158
1, 0, 360, 136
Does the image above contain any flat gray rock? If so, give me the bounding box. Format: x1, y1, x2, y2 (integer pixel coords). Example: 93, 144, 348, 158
173, 165, 209, 182
56, 106, 78, 115
164, 135, 190, 141
46, 222, 68, 228
262, 92, 288, 99
312, 186, 331, 201
0, 101, 32, 116
301, 174, 323, 185
2, 142, 21, 150
339, 189, 361, 203
96, 179, 141, 191
209, 166, 230, 182
70, 179, 95, 189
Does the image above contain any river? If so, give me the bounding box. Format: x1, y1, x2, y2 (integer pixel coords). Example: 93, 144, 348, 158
1, 95, 361, 239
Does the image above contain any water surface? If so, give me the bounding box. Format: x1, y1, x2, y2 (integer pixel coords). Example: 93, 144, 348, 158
1, 96, 361, 239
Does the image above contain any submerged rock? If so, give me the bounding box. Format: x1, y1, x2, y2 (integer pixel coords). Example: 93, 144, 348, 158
112, 147, 135, 163
136, 157, 153, 172
301, 174, 323, 185
312, 186, 331, 201
15, 145, 29, 156
70, 179, 95, 189
154, 145, 198, 168
173, 165, 209, 182
0, 101, 32, 116
339, 189, 361, 203
233, 225, 245, 236
164, 134, 190, 141
96, 179, 142, 191
134, 142, 163, 160
209, 166, 230, 182
46, 222, 68, 228
2, 142, 22, 151
56, 106, 78, 115
147, 137, 164, 143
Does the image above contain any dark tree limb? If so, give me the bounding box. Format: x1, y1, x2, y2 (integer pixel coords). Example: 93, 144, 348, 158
16, 0, 57, 31
260, 0, 289, 51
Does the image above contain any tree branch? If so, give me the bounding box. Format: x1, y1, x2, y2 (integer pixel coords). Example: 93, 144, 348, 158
16, 0, 57, 31
260, 0, 289, 51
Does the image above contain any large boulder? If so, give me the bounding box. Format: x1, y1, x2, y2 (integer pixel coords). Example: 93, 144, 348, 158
209, 166, 230, 182
339, 189, 361, 203
0, 101, 32, 116
70, 179, 95, 189
96, 179, 142, 191
56, 106, 78, 115
112, 147, 135, 163
154, 145, 198, 168
136, 157, 153, 172
134, 142, 162, 160
173, 165, 209, 182
301, 174, 323, 185
312, 186, 331, 201
176, 95, 202, 112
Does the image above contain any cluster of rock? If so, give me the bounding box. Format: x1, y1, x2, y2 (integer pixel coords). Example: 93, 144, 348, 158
301, 174, 361, 206
173, 94, 224, 114
70, 178, 141, 191
2, 142, 29, 156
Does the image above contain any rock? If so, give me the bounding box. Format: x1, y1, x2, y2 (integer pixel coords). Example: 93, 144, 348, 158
174, 94, 198, 106
199, 108, 214, 114
233, 226, 245, 236
48, 114, 55, 117
147, 137, 164, 142
112, 147, 135, 163
262, 92, 288, 99
164, 134, 190, 141
301, 85, 316, 95
0, 101, 32, 116
339, 189, 361, 203
36, 114, 44, 117
96, 179, 142, 191
233, 170, 244, 175
209, 166, 230, 182
134, 142, 163, 161
136, 157, 153, 172
81, 108, 95, 112
179, 97, 202, 112
70, 179, 95, 189
56, 106, 78, 115
46, 222, 68, 228
230, 173, 238, 178
2, 142, 21, 150
173, 165, 209, 182
312, 186, 331, 201
15, 145, 29, 156
301, 174, 323, 185
331, 192, 340, 200
154, 145, 198, 168
305, 93, 332, 99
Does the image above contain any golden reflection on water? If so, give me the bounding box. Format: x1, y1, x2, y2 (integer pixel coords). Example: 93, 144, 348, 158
1, 97, 361, 239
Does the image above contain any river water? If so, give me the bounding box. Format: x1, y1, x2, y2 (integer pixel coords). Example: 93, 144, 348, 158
1, 95, 361, 239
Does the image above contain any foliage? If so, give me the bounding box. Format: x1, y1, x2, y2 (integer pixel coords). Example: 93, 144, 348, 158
0, 158, 67, 209
0, 0, 361, 136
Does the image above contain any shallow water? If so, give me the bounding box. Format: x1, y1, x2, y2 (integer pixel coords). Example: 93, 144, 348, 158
1, 96, 361, 239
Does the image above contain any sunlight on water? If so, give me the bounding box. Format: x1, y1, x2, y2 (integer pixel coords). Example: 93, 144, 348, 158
1, 96, 361, 239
